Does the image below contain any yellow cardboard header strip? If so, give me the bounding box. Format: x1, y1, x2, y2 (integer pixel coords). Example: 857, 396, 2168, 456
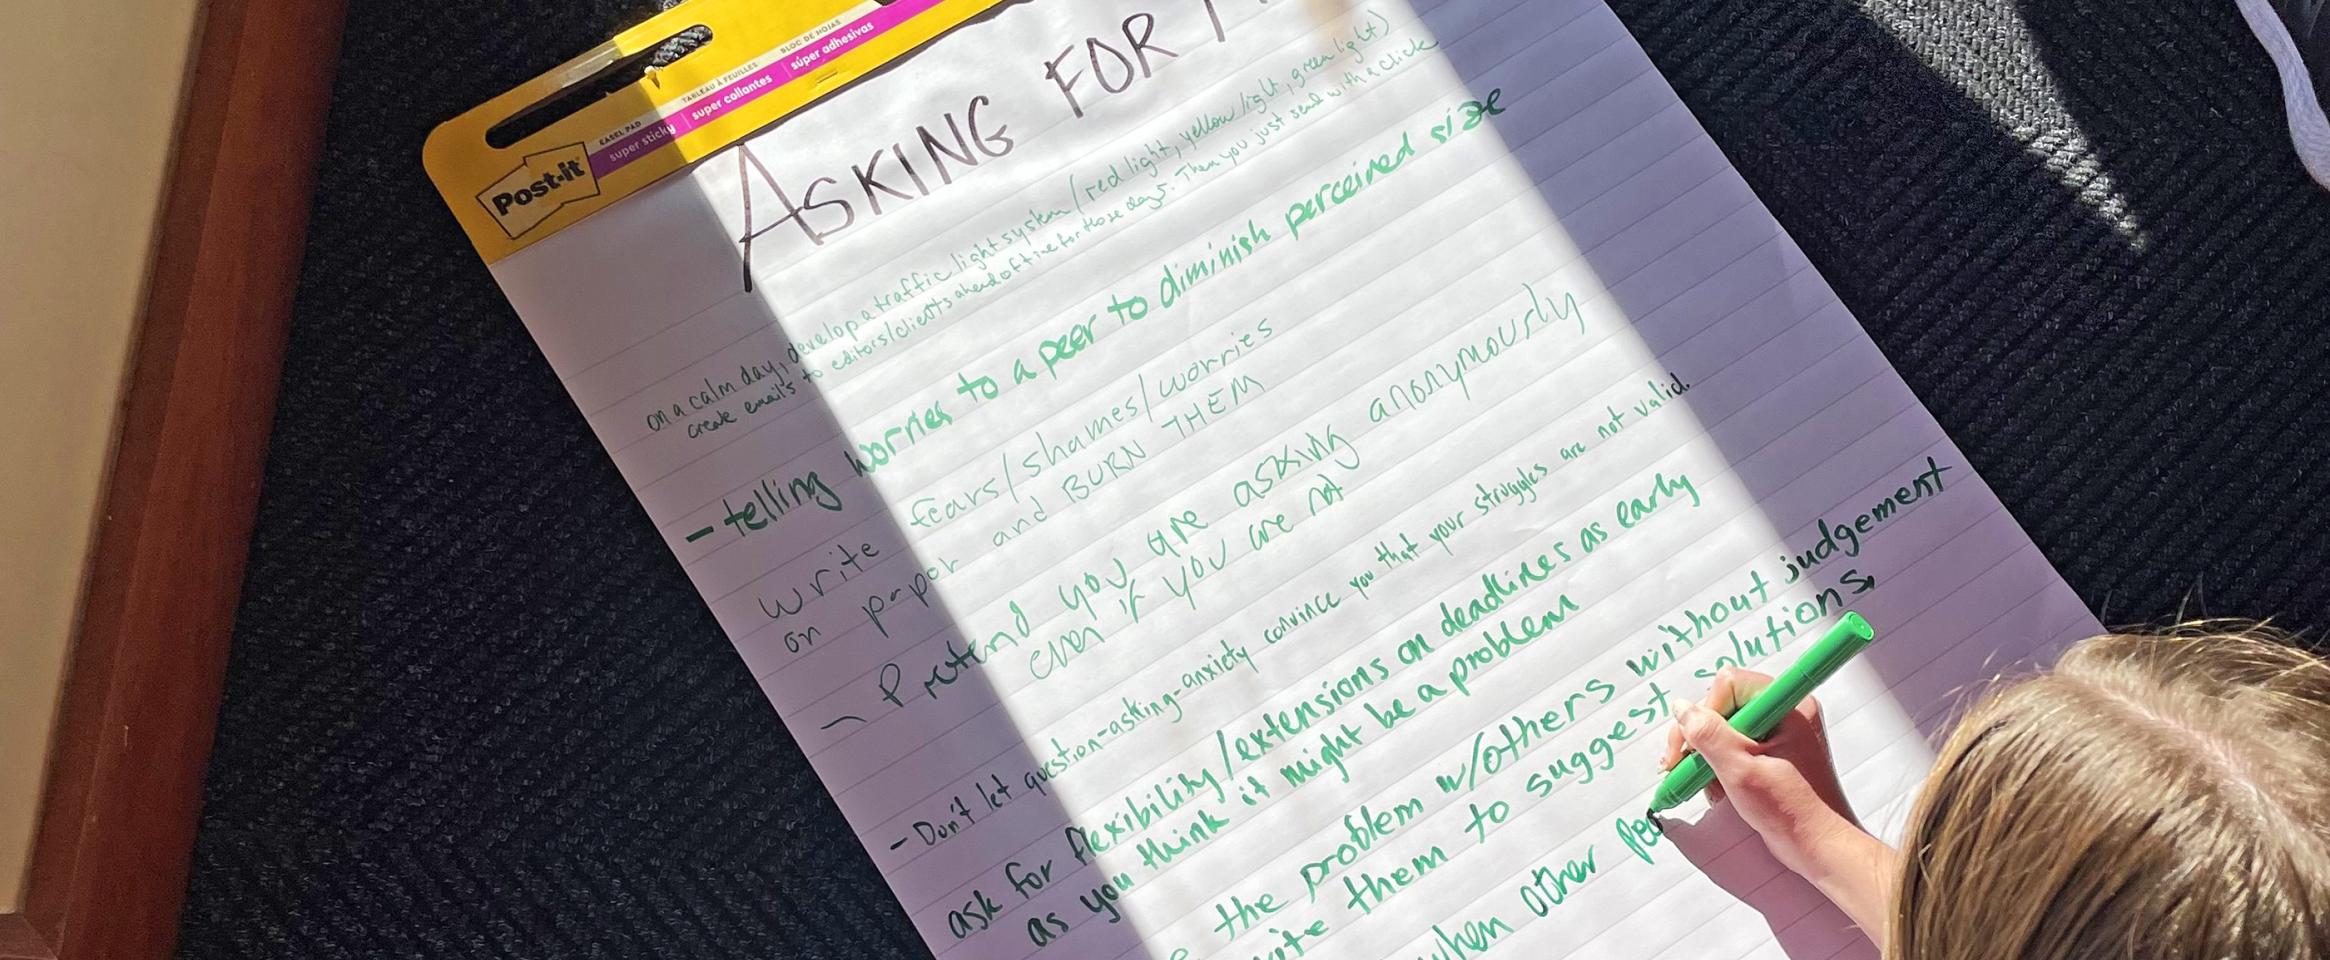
425, 0, 1010, 264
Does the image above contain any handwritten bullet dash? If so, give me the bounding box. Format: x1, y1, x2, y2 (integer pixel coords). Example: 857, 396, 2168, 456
685, 526, 717, 542
889, 837, 908, 850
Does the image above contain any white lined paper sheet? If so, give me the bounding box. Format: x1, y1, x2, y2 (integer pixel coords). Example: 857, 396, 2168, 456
483, 0, 2100, 957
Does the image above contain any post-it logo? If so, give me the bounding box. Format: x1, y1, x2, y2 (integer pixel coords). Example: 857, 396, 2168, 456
476, 143, 600, 238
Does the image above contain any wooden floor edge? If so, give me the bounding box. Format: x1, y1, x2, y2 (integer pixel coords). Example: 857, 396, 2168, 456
19, 1, 349, 957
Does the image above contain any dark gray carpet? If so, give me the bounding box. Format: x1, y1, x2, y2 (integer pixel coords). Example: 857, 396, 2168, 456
177, 0, 2330, 955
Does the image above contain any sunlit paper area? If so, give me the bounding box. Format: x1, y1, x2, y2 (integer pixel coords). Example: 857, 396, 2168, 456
484, 0, 2100, 956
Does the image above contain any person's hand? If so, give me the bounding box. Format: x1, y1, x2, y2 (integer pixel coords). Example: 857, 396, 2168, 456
1659, 668, 1895, 940
1658, 667, 1855, 858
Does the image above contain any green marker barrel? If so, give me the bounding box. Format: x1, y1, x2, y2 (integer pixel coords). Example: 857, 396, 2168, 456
1648, 612, 1877, 815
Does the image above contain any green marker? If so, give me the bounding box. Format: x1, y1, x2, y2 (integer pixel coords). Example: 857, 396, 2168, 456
1648, 612, 1877, 815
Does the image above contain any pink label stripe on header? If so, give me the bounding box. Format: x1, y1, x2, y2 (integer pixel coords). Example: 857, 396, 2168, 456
589, 0, 948, 177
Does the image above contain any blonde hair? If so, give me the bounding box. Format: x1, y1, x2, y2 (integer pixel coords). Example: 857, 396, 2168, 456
1890, 622, 2330, 960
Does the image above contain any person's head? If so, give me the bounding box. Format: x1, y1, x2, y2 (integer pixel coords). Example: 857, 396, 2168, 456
1891, 622, 2330, 960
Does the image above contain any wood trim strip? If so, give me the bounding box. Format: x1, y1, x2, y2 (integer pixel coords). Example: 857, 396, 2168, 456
0, 914, 55, 960
20, 1, 347, 957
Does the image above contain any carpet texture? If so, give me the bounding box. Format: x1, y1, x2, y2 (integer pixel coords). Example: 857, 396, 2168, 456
178, 0, 2330, 955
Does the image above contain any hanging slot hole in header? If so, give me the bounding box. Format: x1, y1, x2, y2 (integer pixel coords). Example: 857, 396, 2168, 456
485, 23, 716, 149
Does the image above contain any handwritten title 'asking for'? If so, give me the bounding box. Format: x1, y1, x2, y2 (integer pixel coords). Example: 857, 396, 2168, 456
732, 0, 1240, 287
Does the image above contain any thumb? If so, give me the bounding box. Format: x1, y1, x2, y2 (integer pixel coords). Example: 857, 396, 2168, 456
1676, 703, 1758, 779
